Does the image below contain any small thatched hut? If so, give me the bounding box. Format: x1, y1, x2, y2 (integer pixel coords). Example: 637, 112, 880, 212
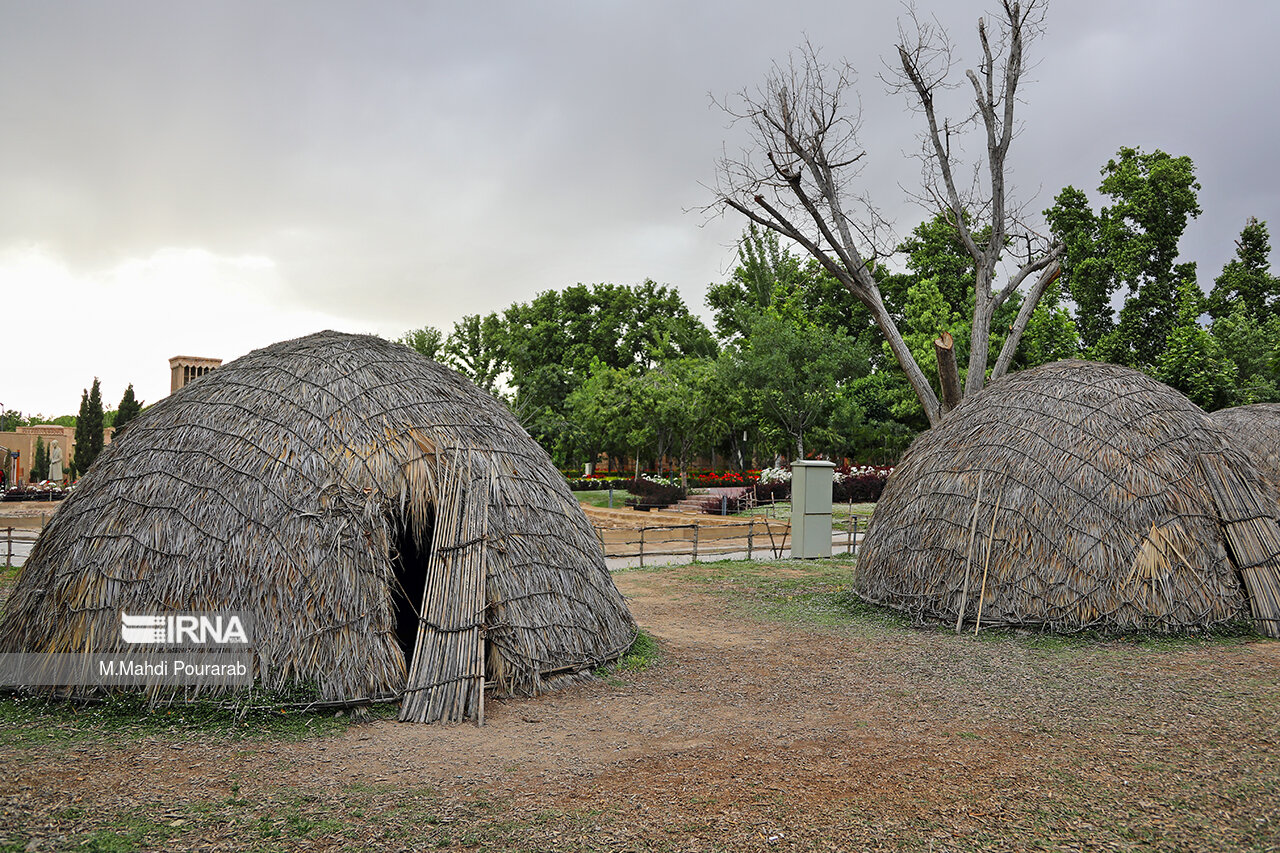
1210, 403, 1280, 487
0, 331, 636, 722
857, 360, 1280, 637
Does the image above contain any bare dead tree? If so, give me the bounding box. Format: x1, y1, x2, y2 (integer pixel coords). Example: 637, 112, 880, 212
711, 1, 1063, 427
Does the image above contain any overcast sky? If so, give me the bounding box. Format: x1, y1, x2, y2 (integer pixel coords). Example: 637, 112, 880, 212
2, 1, 1277, 416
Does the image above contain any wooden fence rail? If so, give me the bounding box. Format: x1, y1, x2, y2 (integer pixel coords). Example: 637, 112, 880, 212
3, 527, 42, 568
595, 516, 864, 564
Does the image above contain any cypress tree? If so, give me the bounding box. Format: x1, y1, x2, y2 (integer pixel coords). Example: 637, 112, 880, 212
32, 436, 48, 482
115, 384, 142, 436
73, 378, 105, 475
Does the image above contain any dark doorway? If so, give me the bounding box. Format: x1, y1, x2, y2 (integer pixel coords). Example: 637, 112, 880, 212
389, 510, 433, 672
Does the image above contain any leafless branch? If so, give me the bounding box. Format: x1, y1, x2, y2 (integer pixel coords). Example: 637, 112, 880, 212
709, 2, 1059, 423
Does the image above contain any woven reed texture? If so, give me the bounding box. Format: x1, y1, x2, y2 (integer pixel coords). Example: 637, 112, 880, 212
1210, 403, 1280, 487
0, 331, 636, 719
857, 360, 1280, 636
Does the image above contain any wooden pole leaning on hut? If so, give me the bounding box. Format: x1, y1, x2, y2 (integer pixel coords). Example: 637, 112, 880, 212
956, 472, 986, 633
475, 463, 495, 727
974, 479, 1008, 636
400, 447, 489, 724
934, 332, 962, 414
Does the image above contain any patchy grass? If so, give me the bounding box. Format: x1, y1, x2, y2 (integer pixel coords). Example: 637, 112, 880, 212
674, 556, 912, 636
0, 690, 397, 749
664, 556, 1271, 651
4, 558, 1278, 852
4, 782, 623, 853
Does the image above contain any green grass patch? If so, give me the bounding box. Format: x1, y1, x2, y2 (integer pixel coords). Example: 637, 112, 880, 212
594, 628, 660, 684
572, 489, 635, 508
615, 629, 660, 672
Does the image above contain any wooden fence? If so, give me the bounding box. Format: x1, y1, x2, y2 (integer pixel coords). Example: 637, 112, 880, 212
2, 527, 41, 568
594, 515, 864, 565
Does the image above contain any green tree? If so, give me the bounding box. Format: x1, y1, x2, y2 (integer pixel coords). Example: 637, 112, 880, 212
501, 281, 716, 463
1155, 280, 1235, 410
645, 358, 727, 488
564, 360, 659, 478
1013, 271, 1080, 369
443, 313, 505, 393
114, 384, 142, 437
1209, 217, 1280, 323
709, 226, 878, 344
32, 436, 48, 482
1206, 222, 1280, 404
1210, 303, 1280, 404
72, 378, 105, 476
707, 225, 807, 341
1047, 147, 1202, 369
397, 326, 445, 360
727, 307, 869, 458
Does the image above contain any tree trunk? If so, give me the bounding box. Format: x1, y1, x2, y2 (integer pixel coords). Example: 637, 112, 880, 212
863, 288, 944, 426
934, 332, 962, 413
965, 280, 994, 396
992, 265, 1063, 380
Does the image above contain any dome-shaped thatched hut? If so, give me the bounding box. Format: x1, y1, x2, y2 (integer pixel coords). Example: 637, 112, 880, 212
857, 360, 1280, 637
1210, 403, 1280, 487
0, 331, 635, 722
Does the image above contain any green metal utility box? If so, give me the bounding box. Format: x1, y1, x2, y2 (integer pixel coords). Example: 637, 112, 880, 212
791, 460, 835, 558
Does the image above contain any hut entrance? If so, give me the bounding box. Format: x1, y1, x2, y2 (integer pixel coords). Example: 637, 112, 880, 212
390, 514, 433, 671
398, 451, 492, 723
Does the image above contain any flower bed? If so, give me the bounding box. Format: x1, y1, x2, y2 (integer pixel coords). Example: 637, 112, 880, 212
567, 464, 893, 505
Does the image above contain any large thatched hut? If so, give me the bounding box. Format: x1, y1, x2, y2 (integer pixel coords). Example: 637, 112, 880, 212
857, 360, 1280, 637
0, 331, 636, 722
1210, 403, 1280, 487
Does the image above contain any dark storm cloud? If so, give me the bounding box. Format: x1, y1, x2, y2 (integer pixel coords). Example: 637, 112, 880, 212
1, 0, 1277, 332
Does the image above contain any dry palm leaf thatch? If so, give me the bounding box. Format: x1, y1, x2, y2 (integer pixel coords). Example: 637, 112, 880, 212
1209, 403, 1280, 488
0, 331, 636, 722
857, 360, 1280, 637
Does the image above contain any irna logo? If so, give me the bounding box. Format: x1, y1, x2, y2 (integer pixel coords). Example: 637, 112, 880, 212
120, 612, 250, 646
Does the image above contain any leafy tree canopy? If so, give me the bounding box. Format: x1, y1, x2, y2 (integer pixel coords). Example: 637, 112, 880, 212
1048, 146, 1201, 369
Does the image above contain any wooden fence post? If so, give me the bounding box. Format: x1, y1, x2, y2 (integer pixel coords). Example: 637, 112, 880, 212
747, 519, 754, 561
638, 527, 645, 568
5, 527, 11, 568
692, 524, 699, 562
853, 517, 859, 557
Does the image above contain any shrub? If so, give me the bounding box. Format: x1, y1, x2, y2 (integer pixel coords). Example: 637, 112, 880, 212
832, 463, 894, 503
754, 480, 791, 503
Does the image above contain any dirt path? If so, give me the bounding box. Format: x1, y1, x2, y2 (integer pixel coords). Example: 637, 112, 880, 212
3, 563, 1279, 851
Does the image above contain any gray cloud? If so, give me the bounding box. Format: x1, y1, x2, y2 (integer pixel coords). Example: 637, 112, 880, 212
2, 1, 1278, 413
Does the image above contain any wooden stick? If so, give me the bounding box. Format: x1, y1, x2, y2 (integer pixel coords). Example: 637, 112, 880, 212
956, 472, 986, 633
764, 515, 779, 558
847, 503, 853, 554
974, 479, 1007, 635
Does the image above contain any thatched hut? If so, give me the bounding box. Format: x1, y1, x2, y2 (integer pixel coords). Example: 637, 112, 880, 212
1209, 403, 1280, 487
857, 360, 1280, 637
0, 331, 636, 722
